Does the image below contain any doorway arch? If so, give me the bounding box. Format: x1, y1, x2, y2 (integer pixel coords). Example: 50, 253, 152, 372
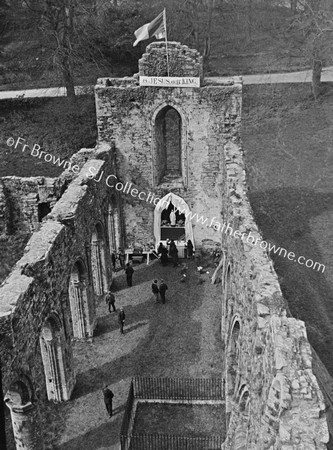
40, 314, 70, 402
154, 193, 194, 250
68, 259, 92, 339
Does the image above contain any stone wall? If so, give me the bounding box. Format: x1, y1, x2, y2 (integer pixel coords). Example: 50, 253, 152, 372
0, 144, 116, 420
0, 41, 331, 449
219, 140, 329, 449
95, 42, 242, 249
0, 176, 67, 235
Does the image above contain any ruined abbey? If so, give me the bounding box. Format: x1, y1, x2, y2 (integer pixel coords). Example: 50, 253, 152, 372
0, 42, 330, 449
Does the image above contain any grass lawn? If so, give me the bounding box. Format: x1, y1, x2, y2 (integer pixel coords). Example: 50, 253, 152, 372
132, 402, 226, 438
0, 233, 30, 285
0, 96, 97, 177
242, 82, 333, 374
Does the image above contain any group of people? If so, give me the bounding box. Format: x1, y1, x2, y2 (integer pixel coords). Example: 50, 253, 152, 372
105, 291, 126, 335
111, 247, 126, 270
157, 239, 194, 267
151, 279, 168, 303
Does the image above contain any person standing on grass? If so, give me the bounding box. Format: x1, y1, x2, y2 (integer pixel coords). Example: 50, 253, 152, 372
125, 262, 134, 287
152, 279, 159, 302
102, 385, 114, 418
159, 279, 168, 304
105, 290, 116, 313
118, 307, 126, 334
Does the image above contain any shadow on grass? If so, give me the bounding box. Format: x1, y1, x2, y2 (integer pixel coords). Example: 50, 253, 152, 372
57, 414, 122, 450
249, 187, 333, 374
71, 263, 205, 400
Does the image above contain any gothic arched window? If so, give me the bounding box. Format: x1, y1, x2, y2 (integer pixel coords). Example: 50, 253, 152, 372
155, 105, 182, 183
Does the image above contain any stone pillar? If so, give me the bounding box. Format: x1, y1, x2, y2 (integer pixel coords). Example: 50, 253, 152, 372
71, 281, 86, 339
5, 398, 44, 450
91, 241, 103, 295
45, 341, 62, 401
107, 209, 116, 255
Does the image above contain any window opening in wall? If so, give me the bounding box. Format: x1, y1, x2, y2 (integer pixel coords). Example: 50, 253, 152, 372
155, 106, 182, 184
38, 202, 51, 222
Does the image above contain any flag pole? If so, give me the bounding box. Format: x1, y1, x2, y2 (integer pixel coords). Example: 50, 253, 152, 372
163, 8, 170, 77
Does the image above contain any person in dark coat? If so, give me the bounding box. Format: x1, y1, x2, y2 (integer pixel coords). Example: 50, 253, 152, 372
152, 279, 159, 302
102, 385, 114, 417
187, 240, 194, 259
118, 307, 125, 334
125, 262, 134, 287
157, 242, 164, 255
105, 290, 116, 312
169, 240, 178, 267
159, 280, 168, 304
111, 252, 116, 270
118, 248, 125, 269
158, 242, 168, 265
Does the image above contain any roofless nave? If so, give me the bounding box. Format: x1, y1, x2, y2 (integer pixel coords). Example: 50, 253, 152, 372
0, 42, 329, 449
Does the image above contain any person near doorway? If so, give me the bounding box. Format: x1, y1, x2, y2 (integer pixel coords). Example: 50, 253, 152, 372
125, 262, 134, 287
118, 247, 125, 269
118, 307, 126, 334
152, 280, 159, 302
187, 240, 194, 259
105, 290, 116, 312
111, 252, 116, 270
169, 240, 178, 267
102, 385, 114, 417
159, 279, 168, 304
158, 242, 168, 265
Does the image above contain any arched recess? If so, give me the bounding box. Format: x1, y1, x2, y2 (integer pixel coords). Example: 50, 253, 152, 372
260, 374, 290, 444
152, 103, 188, 187
91, 223, 108, 295
106, 202, 120, 257
40, 314, 72, 402
222, 260, 232, 340
233, 388, 250, 450
154, 193, 194, 250
5, 376, 44, 450
227, 318, 241, 398
69, 259, 93, 339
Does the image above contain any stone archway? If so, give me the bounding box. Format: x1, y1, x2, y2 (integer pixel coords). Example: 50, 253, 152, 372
68, 259, 93, 339
233, 387, 250, 450
40, 314, 72, 402
151, 102, 188, 187
5, 377, 44, 450
107, 202, 119, 256
227, 319, 240, 398
91, 223, 108, 295
154, 193, 194, 251
222, 261, 232, 340
155, 105, 182, 182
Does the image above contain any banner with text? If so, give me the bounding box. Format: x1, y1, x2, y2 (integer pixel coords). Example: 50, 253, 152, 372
140, 76, 200, 88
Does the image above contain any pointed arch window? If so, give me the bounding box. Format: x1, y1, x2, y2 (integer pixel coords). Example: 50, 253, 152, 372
155, 106, 182, 183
